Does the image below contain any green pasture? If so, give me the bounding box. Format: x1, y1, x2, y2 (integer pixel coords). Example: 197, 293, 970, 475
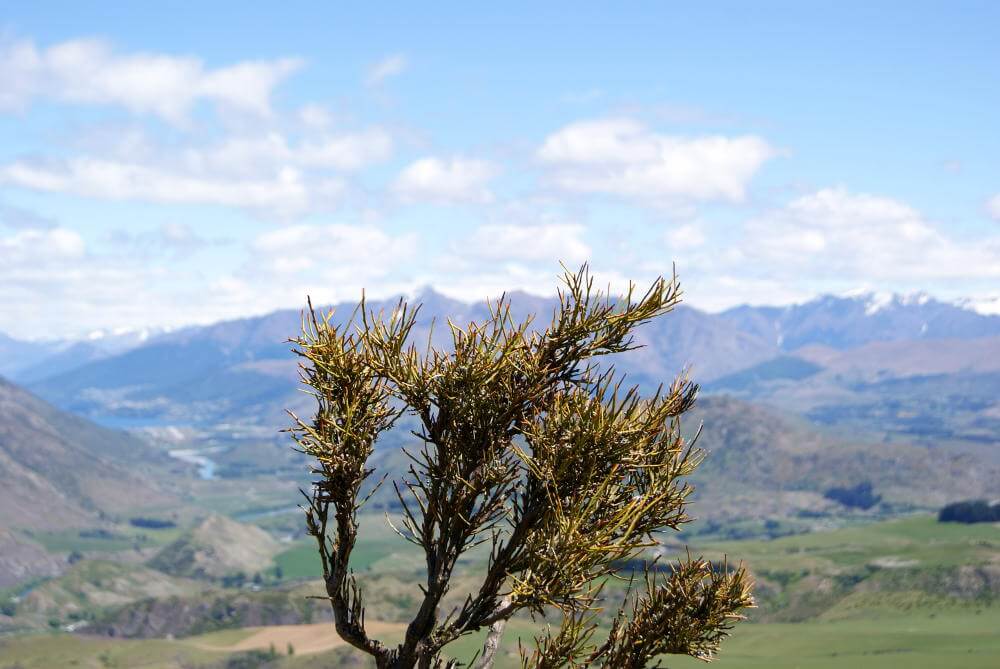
28, 525, 184, 553
693, 514, 999, 572
273, 514, 430, 580
0, 632, 224, 669
439, 609, 1000, 669
2, 606, 997, 668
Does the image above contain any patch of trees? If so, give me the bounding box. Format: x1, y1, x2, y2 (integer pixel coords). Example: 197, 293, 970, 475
129, 517, 176, 529
938, 500, 1000, 524
220, 571, 266, 588
824, 480, 881, 510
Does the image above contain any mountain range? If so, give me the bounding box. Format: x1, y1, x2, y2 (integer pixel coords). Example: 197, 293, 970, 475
3, 289, 997, 445
0, 328, 168, 384
0, 289, 1000, 436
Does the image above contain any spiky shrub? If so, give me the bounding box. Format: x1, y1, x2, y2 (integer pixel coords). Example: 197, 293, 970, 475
288, 266, 753, 669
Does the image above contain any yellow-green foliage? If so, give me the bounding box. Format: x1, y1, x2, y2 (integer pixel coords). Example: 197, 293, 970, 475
288, 266, 752, 668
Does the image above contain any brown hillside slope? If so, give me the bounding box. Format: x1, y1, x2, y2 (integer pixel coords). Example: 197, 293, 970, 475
0, 376, 175, 530
688, 396, 1000, 517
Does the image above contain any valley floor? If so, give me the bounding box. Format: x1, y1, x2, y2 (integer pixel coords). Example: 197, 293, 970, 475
2, 514, 997, 668
2, 609, 998, 668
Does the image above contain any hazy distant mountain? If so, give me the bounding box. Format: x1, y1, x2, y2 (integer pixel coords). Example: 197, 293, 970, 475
15, 289, 1000, 438
0, 328, 170, 384
23, 290, 776, 427
0, 333, 62, 379
11, 341, 114, 384
0, 376, 176, 530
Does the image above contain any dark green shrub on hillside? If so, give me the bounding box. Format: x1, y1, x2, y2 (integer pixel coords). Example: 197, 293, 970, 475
223, 649, 279, 669
129, 517, 176, 529
824, 481, 881, 510
938, 499, 1000, 523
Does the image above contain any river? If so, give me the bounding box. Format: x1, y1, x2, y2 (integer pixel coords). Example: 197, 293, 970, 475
167, 447, 223, 480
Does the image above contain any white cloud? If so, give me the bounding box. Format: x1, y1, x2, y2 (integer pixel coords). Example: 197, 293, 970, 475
393, 156, 498, 204
0, 220, 419, 339
184, 129, 393, 174
0, 226, 162, 339
365, 54, 407, 86
0, 158, 331, 218
666, 223, 705, 250
215, 223, 418, 311
298, 104, 334, 129
538, 118, 775, 204
425, 264, 643, 306
0, 201, 55, 229
662, 188, 1000, 311
988, 193, 1000, 221
0, 227, 84, 266
682, 274, 816, 313
0, 37, 301, 123
106, 222, 214, 259
253, 223, 413, 273
0, 127, 392, 217
160, 222, 197, 246
460, 223, 590, 264
742, 187, 1000, 281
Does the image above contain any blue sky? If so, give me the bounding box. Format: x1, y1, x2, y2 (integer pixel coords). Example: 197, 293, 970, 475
1, 2, 998, 338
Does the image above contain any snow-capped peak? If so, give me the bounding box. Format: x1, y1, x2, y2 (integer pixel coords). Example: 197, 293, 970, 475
899, 292, 931, 307
863, 291, 894, 316
954, 295, 1000, 316
839, 288, 933, 315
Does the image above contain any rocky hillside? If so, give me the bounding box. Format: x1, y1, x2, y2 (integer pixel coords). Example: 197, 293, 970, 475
0, 529, 64, 589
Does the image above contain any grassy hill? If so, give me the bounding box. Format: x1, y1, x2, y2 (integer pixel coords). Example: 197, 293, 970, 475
149, 514, 282, 580
16, 560, 201, 625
